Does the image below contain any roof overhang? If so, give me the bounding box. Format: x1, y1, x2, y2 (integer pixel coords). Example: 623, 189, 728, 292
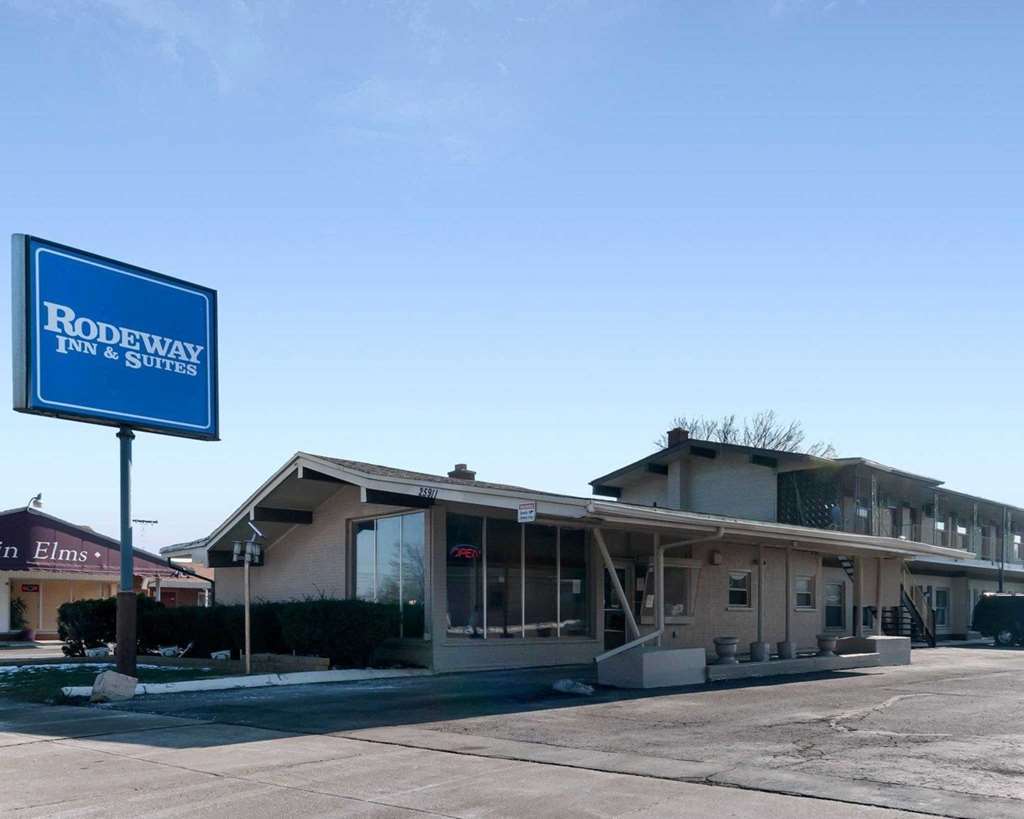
203, 451, 975, 566
204, 453, 593, 561
584, 501, 974, 561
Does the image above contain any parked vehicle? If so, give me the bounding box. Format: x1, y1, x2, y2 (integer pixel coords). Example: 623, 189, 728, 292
972, 593, 1024, 646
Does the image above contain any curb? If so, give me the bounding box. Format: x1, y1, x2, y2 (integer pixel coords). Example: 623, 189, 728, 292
62, 667, 431, 699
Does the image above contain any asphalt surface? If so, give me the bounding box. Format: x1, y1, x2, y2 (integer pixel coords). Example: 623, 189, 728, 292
2, 646, 1022, 817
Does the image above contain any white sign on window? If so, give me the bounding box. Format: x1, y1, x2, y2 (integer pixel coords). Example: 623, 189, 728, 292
517, 502, 537, 523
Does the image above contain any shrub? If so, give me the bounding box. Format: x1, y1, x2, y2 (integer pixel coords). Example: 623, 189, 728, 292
278, 599, 400, 667
59, 595, 165, 657
9, 596, 28, 633
58, 596, 401, 666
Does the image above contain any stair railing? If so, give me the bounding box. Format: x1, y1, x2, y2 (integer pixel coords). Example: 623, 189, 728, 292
900, 565, 936, 647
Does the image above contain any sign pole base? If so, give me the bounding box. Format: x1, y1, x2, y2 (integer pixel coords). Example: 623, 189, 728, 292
115, 591, 137, 677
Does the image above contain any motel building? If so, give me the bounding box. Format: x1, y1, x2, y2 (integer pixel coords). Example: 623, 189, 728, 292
198, 438, 970, 687
0, 506, 211, 639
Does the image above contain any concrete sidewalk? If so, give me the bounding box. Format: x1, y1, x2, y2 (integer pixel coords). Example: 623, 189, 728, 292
0, 697, 917, 818
104, 647, 1024, 817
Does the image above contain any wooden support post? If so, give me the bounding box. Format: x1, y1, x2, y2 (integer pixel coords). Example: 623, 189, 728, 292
784, 545, 793, 645
653, 533, 663, 646
876, 557, 884, 637
757, 544, 766, 645
852, 555, 863, 638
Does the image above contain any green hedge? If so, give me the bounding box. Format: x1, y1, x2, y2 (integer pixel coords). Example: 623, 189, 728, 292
57, 595, 164, 657
57, 596, 401, 667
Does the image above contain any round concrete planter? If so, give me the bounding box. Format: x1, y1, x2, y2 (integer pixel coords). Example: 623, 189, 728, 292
749, 641, 770, 662
816, 634, 838, 657
713, 636, 739, 665
776, 640, 797, 660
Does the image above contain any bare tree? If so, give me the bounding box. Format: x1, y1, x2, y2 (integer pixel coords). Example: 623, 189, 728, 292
657, 410, 837, 458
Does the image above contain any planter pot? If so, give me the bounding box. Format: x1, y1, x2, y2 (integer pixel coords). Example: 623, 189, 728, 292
21, 628, 35, 642
713, 636, 739, 665
816, 634, 838, 657
749, 641, 770, 662
777, 640, 797, 660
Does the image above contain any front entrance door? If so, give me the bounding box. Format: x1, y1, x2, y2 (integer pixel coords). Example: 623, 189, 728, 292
603, 562, 635, 651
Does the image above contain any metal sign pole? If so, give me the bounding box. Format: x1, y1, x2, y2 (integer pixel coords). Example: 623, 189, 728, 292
115, 426, 137, 677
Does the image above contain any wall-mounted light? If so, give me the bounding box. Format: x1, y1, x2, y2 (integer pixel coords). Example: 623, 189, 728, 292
25, 493, 42, 510
710, 550, 723, 565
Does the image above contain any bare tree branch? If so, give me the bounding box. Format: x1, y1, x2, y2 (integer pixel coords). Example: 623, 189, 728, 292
658, 410, 837, 458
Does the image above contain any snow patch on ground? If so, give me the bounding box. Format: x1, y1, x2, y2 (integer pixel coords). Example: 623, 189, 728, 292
0, 663, 208, 674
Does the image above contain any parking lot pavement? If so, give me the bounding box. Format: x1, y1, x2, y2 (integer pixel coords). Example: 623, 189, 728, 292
3, 646, 1022, 817
0, 697, 913, 818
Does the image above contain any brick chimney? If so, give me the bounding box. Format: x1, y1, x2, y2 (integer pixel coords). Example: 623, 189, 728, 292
666, 427, 689, 447
447, 463, 477, 481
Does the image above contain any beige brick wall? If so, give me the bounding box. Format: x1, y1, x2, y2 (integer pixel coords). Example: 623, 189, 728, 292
686, 453, 777, 521
215, 485, 404, 604
653, 543, 823, 656
615, 451, 778, 520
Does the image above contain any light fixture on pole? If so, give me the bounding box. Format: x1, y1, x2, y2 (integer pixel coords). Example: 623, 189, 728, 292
233, 521, 264, 675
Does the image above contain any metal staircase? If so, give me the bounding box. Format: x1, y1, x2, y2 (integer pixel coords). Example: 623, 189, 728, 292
838, 557, 936, 647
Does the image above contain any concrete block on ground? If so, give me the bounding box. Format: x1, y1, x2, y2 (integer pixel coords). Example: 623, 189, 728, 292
598, 646, 706, 689
836, 635, 911, 664
90, 670, 138, 702
242, 653, 331, 673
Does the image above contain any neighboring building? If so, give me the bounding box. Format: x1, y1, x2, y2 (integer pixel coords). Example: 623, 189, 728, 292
195, 451, 964, 674
590, 428, 1024, 641
0, 506, 209, 638
158, 539, 213, 607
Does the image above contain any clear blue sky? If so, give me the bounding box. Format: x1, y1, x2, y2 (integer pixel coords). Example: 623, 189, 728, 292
1, 1, 1021, 550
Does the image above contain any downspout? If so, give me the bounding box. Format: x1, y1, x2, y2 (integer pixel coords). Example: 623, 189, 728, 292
595, 527, 726, 664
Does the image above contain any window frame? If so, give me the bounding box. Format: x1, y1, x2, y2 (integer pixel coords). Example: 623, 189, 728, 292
727, 570, 752, 610
443, 513, 593, 643
794, 575, 816, 610
349, 509, 430, 640
934, 586, 950, 628
640, 557, 702, 625
824, 581, 845, 631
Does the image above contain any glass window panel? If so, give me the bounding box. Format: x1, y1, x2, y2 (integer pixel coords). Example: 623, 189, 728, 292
376, 516, 402, 606
728, 572, 750, 607
354, 521, 376, 601
559, 528, 589, 637
524, 524, 558, 638
486, 518, 522, 638
935, 588, 949, 626
795, 576, 814, 608
446, 513, 484, 638
825, 580, 845, 628
401, 512, 426, 639
663, 566, 690, 619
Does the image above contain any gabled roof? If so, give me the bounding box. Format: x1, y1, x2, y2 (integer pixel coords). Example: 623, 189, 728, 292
160, 538, 207, 556
0, 506, 186, 570
830, 458, 943, 486
589, 438, 828, 491
200, 452, 971, 563
314, 456, 584, 500
0, 506, 119, 543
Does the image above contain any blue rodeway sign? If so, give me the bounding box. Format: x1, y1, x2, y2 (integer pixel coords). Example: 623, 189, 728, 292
11, 235, 219, 440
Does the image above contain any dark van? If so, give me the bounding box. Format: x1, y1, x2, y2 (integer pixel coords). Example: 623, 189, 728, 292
972, 593, 1024, 646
